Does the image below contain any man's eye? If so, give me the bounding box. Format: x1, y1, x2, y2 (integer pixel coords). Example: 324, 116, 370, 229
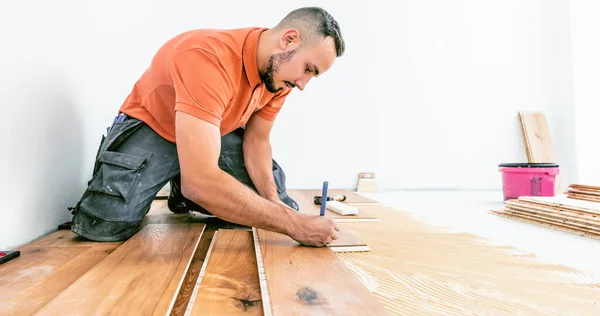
305, 67, 311, 73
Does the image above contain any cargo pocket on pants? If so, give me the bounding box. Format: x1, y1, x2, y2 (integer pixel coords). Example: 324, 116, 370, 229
87, 150, 153, 202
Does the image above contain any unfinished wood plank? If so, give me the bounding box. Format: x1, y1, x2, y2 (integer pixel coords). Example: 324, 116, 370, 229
568, 193, 600, 203
506, 201, 600, 229
504, 207, 600, 234
518, 111, 563, 193
518, 111, 557, 163
496, 207, 600, 237
509, 200, 600, 223
187, 230, 261, 315
569, 184, 600, 191
253, 228, 388, 316
519, 196, 600, 216
568, 188, 600, 197
491, 210, 600, 240
37, 224, 205, 316
289, 190, 378, 222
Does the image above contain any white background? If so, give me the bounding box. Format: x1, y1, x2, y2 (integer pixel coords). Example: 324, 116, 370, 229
1, 0, 598, 249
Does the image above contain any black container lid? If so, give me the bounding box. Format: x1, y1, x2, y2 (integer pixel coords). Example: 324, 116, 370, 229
498, 163, 559, 168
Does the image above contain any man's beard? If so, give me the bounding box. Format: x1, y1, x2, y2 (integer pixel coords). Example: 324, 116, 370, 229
260, 49, 298, 93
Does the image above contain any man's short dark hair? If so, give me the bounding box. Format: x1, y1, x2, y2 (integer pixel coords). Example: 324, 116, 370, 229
274, 7, 345, 57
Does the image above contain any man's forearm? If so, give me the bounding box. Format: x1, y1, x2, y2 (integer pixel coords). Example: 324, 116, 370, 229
243, 135, 279, 201
182, 169, 297, 235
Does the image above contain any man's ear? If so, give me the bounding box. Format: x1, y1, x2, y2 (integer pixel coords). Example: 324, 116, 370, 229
279, 29, 300, 50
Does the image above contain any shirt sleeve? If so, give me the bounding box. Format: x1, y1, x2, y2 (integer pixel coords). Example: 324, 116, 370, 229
256, 88, 292, 121
169, 49, 233, 127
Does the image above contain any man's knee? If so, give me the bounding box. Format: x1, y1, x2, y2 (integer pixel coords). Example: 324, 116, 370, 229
71, 204, 142, 242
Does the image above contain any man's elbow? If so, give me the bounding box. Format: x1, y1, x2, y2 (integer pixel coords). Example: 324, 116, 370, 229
243, 133, 269, 149
180, 178, 199, 203
179, 170, 220, 204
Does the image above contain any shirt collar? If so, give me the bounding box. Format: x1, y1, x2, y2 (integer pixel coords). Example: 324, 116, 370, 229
243, 28, 268, 88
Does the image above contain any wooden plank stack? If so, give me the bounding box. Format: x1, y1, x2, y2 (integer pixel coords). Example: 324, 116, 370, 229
566, 184, 600, 203
491, 195, 600, 240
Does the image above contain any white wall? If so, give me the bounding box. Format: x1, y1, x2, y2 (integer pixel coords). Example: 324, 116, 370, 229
273, 0, 576, 190
0, 0, 577, 249
570, 0, 600, 184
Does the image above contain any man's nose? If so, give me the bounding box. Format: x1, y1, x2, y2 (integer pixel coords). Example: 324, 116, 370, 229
295, 76, 312, 91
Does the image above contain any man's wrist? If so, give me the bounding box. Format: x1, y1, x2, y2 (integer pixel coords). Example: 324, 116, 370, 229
280, 205, 302, 237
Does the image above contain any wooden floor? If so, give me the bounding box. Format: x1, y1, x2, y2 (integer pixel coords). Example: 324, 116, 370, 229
0, 200, 235, 316
2, 190, 599, 315
188, 229, 262, 315
253, 228, 388, 315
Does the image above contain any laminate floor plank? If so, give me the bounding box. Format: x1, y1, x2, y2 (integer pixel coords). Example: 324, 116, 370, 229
189, 229, 262, 315
36, 224, 205, 316
254, 228, 388, 316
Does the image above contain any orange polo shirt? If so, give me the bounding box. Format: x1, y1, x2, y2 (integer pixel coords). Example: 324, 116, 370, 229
119, 27, 291, 142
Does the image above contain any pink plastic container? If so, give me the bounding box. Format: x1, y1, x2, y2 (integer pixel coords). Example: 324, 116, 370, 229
499, 163, 559, 201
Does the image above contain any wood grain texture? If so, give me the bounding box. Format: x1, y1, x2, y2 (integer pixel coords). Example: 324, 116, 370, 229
503, 207, 600, 234
288, 190, 378, 221
518, 196, 600, 215
24, 229, 121, 248
170, 226, 217, 316
188, 230, 262, 315
566, 184, 600, 203
254, 228, 388, 316
568, 188, 600, 197
0, 243, 120, 315
518, 111, 557, 163
505, 202, 600, 229
569, 184, 600, 191
493, 196, 600, 239
36, 224, 205, 316
492, 210, 600, 240
568, 193, 600, 203
518, 111, 562, 192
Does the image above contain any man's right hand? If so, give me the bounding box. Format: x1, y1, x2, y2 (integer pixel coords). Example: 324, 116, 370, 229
289, 214, 341, 247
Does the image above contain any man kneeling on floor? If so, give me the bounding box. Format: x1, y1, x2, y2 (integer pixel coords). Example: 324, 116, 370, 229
69, 7, 345, 247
